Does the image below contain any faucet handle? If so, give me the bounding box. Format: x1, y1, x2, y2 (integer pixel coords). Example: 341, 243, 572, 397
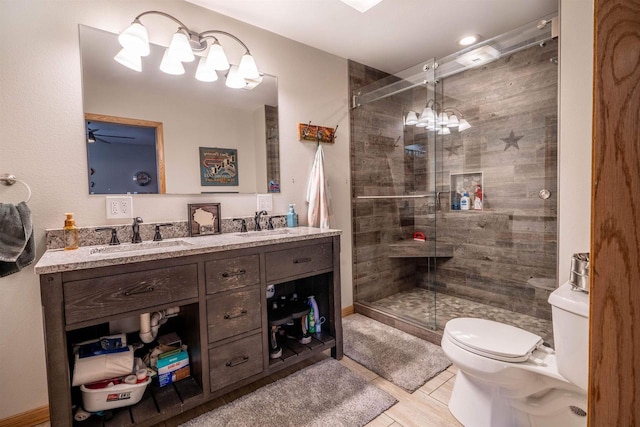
95, 227, 120, 245
133, 217, 143, 224
233, 218, 248, 232
153, 223, 173, 241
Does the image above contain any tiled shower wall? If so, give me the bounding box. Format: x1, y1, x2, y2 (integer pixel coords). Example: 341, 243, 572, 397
350, 40, 558, 324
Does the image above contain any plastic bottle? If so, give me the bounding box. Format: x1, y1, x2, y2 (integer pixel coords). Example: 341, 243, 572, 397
451, 192, 461, 210
64, 213, 79, 250
460, 192, 470, 210
474, 185, 483, 210
308, 295, 320, 334
286, 204, 298, 227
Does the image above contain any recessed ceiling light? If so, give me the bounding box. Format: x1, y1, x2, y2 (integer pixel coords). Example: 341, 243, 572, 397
339, 0, 384, 13
458, 35, 479, 46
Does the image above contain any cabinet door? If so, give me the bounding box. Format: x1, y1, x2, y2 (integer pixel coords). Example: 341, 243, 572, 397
209, 333, 263, 391
206, 287, 262, 342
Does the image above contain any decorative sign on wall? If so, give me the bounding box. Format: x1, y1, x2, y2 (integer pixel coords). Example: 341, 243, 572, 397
188, 203, 221, 236
199, 147, 238, 186
297, 122, 337, 144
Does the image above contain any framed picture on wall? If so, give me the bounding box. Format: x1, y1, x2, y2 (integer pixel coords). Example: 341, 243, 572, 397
188, 203, 221, 236
199, 147, 238, 186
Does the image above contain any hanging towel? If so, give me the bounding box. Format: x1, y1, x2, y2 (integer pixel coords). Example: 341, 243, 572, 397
306, 145, 332, 229
0, 201, 35, 278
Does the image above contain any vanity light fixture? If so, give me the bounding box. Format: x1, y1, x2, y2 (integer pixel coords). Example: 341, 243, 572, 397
406, 100, 471, 134
116, 11, 261, 88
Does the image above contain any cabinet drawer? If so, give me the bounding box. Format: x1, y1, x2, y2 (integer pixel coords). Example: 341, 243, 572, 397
205, 254, 260, 294
207, 287, 262, 342
265, 242, 333, 282
63, 264, 198, 325
209, 333, 263, 391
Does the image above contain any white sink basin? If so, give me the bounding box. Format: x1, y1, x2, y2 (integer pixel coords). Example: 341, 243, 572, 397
89, 239, 193, 255
234, 229, 292, 238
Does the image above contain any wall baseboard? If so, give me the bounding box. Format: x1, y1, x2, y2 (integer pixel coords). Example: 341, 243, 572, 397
341, 305, 354, 317
0, 406, 49, 427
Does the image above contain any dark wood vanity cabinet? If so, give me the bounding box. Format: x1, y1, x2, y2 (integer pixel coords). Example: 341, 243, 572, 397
39, 235, 342, 426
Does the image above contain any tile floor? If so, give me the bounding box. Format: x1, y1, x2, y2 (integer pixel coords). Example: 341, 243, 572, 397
367, 287, 553, 344
33, 356, 461, 427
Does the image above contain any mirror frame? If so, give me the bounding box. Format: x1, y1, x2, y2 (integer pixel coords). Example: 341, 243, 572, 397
85, 112, 166, 193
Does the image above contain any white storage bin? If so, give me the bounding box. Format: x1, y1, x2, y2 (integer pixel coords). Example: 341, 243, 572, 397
80, 377, 151, 412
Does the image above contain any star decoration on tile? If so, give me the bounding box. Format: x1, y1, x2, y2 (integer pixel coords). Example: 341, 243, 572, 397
444, 142, 463, 157
501, 130, 523, 151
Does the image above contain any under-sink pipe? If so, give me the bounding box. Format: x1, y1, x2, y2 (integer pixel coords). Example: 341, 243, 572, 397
139, 307, 180, 343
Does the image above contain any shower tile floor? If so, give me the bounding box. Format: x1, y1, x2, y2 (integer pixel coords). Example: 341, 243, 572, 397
366, 287, 554, 345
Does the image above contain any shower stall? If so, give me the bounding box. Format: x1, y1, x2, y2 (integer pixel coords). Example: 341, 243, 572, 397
349, 16, 558, 344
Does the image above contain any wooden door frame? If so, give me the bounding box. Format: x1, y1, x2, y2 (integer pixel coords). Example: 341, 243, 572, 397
590, 0, 640, 425
85, 113, 166, 193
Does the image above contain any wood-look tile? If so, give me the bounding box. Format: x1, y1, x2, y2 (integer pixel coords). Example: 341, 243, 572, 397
430, 376, 456, 405
418, 370, 454, 395
447, 364, 459, 374
365, 413, 396, 427
340, 356, 379, 382
372, 377, 462, 427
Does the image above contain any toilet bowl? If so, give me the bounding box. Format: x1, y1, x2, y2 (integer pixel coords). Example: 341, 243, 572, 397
441, 282, 589, 427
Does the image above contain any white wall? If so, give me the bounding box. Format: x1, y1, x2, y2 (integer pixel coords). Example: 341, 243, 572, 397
0, 0, 351, 418
558, 0, 594, 284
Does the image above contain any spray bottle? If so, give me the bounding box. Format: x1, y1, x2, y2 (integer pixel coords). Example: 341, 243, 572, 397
308, 295, 320, 334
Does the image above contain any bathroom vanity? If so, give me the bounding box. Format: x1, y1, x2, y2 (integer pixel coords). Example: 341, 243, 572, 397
35, 227, 342, 426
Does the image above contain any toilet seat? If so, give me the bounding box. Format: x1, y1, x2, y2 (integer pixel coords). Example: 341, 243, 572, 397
445, 318, 543, 363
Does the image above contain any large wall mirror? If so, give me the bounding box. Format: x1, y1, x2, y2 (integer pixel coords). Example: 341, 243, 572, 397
79, 25, 280, 195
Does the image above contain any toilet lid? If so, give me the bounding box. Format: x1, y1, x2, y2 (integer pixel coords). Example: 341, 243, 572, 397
445, 318, 543, 362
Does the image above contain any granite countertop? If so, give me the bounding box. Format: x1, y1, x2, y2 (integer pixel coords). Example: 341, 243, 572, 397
34, 227, 341, 274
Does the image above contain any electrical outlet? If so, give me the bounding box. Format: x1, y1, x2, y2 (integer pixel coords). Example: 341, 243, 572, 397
106, 196, 133, 219
256, 194, 273, 212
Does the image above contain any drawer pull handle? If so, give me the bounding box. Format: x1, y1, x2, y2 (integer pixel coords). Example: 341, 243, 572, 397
293, 257, 312, 264
226, 355, 249, 367
223, 309, 248, 320
221, 269, 246, 278
123, 286, 154, 297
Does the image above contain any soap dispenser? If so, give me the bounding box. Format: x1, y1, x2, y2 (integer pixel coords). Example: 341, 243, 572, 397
286, 204, 298, 227
64, 213, 79, 250
460, 192, 470, 210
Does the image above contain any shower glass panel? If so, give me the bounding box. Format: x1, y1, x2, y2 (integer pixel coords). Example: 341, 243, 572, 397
350, 15, 558, 343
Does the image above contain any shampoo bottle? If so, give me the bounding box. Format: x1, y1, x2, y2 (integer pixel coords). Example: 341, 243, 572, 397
286, 204, 298, 227
308, 295, 320, 334
64, 213, 79, 250
460, 192, 470, 210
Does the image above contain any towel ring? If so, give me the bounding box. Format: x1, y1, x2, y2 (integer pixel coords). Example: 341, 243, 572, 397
0, 173, 32, 203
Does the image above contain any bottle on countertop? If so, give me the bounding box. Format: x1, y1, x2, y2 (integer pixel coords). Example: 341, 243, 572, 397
64, 213, 79, 250
460, 192, 470, 210
286, 204, 298, 227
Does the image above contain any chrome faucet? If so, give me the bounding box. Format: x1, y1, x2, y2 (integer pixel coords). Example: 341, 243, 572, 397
254, 210, 268, 231
132, 217, 143, 243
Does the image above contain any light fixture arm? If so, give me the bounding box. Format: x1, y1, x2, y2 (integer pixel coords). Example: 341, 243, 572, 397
133, 10, 191, 31
200, 30, 251, 54
443, 107, 465, 118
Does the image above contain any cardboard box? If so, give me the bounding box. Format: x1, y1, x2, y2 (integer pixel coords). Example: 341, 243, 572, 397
157, 349, 190, 387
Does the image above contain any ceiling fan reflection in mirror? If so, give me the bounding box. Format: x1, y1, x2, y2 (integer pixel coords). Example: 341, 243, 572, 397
86, 121, 136, 144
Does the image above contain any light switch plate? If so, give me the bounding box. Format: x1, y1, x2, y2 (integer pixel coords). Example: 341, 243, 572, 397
256, 194, 273, 212
106, 196, 133, 219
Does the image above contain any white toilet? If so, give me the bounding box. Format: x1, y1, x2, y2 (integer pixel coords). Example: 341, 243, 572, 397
441, 282, 589, 427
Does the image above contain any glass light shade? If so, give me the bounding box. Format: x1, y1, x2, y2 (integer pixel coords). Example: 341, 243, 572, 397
114, 48, 142, 72
427, 124, 436, 131
238, 53, 260, 79
436, 112, 449, 126
458, 119, 472, 131
437, 126, 451, 135
405, 111, 419, 125
206, 42, 230, 71
415, 122, 428, 128
195, 56, 218, 82
225, 65, 247, 89
159, 49, 185, 75
167, 31, 195, 62
418, 106, 435, 124
118, 21, 150, 56
447, 114, 460, 127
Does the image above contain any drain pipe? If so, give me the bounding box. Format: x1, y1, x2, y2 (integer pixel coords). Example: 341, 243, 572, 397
139, 307, 180, 343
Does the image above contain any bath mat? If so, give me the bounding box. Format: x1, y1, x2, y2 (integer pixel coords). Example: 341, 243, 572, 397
343, 313, 451, 392
179, 358, 396, 427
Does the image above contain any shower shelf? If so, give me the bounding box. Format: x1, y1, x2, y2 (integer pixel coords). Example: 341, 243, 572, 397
387, 242, 454, 258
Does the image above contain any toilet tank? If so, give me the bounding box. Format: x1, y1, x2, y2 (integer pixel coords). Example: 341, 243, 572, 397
548, 282, 590, 390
